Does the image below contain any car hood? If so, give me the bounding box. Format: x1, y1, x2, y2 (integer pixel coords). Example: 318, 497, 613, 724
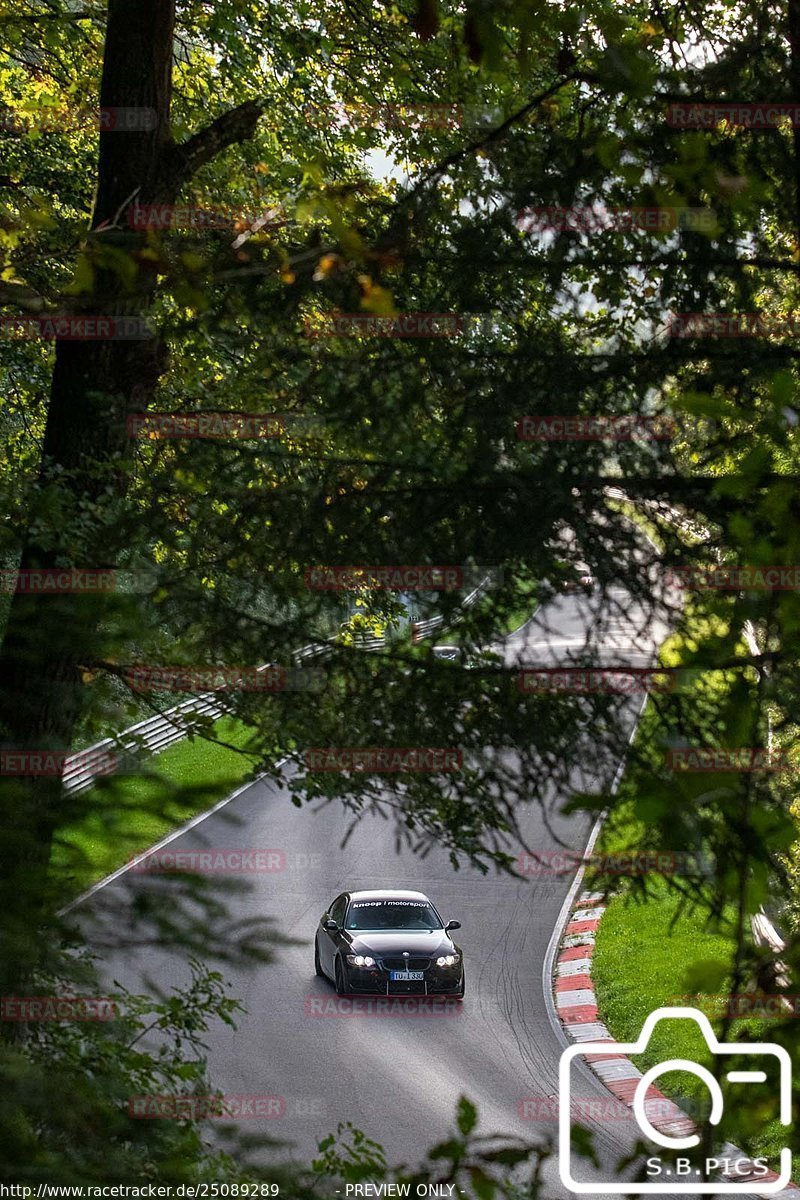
345, 930, 455, 956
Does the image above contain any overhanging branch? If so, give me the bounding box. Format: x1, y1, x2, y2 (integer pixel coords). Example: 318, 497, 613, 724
166, 99, 265, 188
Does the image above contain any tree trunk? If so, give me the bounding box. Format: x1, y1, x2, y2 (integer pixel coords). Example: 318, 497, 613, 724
0, 0, 261, 1024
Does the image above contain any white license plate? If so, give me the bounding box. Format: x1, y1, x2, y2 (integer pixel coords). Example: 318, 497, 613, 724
391, 970, 424, 981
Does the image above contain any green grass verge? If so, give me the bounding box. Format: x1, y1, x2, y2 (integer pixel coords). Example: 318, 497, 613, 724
53, 715, 261, 897
500, 579, 539, 635
592, 880, 736, 1072
589, 596, 795, 1176
593, 880, 793, 1174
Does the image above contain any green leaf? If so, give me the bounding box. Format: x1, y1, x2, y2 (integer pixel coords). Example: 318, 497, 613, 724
456, 1095, 478, 1136
468, 1167, 495, 1200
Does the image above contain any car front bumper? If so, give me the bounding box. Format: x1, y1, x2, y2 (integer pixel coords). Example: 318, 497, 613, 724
342, 964, 463, 995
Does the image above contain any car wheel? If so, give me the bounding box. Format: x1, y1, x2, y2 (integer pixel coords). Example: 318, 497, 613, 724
314, 936, 325, 979
334, 956, 347, 996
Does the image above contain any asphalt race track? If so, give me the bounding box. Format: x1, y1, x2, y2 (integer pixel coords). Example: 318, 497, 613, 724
71, 587, 762, 1200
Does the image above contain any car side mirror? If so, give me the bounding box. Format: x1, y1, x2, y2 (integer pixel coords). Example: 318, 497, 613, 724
323, 918, 339, 932
445, 920, 461, 931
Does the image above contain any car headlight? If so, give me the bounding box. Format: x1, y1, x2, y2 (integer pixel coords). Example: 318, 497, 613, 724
436, 954, 458, 967
346, 954, 375, 967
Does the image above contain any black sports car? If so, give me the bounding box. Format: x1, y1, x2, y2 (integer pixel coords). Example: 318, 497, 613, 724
314, 888, 465, 997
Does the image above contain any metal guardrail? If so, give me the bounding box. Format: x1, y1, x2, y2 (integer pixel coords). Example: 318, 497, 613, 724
62, 693, 227, 793
63, 575, 497, 793
410, 575, 492, 642
604, 486, 711, 545
292, 641, 334, 663
64, 645, 342, 794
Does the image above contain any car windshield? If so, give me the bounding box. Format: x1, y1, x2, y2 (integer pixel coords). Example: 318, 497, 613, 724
345, 899, 442, 931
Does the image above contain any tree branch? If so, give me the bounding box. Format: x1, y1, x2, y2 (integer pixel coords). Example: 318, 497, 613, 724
166, 100, 265, 189
402, 73, 593, 202
0, 280, 46, 313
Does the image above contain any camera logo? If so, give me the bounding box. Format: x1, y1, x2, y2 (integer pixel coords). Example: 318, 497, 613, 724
558, 1006, 792, 1193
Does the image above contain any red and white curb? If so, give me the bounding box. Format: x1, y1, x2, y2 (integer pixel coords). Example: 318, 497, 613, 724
553, 890, 799, 1197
